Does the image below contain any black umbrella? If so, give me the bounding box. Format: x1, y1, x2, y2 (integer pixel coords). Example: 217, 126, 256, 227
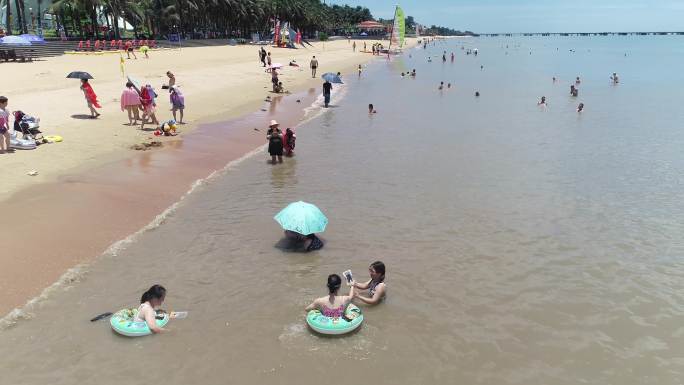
66, 71, 93, 80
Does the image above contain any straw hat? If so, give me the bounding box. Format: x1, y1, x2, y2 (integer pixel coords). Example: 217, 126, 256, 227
269, 119, 279, 127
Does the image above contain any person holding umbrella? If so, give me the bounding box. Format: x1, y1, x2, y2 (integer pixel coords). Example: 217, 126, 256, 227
80, 79, 101, 118
275, 201, 327, 252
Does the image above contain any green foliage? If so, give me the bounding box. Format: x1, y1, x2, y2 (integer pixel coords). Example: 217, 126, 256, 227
318, 32, 328, 41
425, 24, 477, 36
46, 0, 375, 39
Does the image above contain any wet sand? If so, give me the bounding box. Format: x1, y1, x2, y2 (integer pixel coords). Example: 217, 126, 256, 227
0, 89, 317, 316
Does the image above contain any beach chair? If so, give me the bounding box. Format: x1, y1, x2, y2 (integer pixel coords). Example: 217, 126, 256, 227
110, 40, 116, 50
85, 40, 91, 51
94, 40, 101, 51
77, 41, 84, 51
117, 40, 124, 50
150, 40, 156, 48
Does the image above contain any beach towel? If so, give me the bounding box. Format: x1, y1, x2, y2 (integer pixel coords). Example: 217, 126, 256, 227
82, 83, 101, 108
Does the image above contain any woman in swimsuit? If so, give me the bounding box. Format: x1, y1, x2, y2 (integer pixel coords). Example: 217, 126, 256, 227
352, 261, 386, 305
305, 274, 354, 318
133, 284, 167, 334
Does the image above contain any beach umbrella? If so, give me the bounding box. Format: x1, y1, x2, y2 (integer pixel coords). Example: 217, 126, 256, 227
274, 201, 328, 235
0, 35, 32, 45
66, 71, 94, 80
360, 32, 368, 36
321, 72, 343, 84
127, 75, 142, 93
19, 34, 45, 43
269, 63, 284, 69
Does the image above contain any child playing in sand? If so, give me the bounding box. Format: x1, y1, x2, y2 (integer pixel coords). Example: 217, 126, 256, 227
0, 96, 10, 153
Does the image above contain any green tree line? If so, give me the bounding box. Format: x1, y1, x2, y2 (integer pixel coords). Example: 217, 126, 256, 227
16, 0, 374, 39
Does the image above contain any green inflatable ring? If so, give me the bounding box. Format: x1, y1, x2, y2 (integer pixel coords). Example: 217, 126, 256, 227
306, 304, 363, 335
110, 308, 169, 337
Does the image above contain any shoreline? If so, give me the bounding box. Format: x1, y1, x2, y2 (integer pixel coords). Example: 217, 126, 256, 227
1, 38, 418, 319
0, 89, 317, 321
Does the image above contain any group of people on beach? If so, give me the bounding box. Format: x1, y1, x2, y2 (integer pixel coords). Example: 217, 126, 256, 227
119, 71, 185, 128
76, 71, 186, 130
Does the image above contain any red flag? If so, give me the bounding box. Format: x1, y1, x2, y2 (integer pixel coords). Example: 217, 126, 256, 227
274, 20, 281, 45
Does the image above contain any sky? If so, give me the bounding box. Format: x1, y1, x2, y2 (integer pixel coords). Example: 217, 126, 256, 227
326, 0, 684, 33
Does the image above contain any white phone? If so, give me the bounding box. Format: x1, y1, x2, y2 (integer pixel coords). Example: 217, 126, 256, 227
343, 270, 353, 284
170, 311, 188, 319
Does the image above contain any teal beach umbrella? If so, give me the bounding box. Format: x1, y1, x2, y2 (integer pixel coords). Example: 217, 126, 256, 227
274, 201, 328, 235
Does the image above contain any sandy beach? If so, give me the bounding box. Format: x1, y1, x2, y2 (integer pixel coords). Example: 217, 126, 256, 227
0, 38, 416, 317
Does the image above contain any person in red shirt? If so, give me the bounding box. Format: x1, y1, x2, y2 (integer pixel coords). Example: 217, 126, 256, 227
125, 40, 137, 59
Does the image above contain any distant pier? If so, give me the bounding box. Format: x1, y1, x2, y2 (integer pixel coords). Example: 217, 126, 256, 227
479, 32, 684, 37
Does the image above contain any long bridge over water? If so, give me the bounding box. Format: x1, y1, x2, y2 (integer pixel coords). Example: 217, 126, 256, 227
478, 32, 684, 37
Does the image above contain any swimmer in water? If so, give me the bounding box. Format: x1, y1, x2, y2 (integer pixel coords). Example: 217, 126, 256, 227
447, 83, 451, 89
401, 72, 405, 77
411, 69, 416, 77
475, 91, 480, 97
358, 64, 362, 77
538, 96, 547, 106
553, 77, 557, 83
575, 76, 581, 84
368, 104, 377, 114
611, 72, 619, 84
438, 81, 444, 90
577, 103, 584, 112
570, 85, 578, 97
351, 261, 387, 305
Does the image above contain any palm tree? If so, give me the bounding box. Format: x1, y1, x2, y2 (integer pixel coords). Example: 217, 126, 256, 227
5, 0, 12, 35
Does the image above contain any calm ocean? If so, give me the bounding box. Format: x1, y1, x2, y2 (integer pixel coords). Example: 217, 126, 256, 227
2, 35, 684, 384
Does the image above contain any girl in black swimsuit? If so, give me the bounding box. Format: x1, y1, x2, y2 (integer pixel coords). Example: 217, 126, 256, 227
352, 261, 387, 305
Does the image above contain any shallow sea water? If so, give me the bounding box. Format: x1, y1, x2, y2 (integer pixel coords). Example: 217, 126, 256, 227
2, 36, 684, 384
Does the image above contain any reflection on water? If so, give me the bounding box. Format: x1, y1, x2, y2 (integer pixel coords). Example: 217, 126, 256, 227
2, 36, 684, 385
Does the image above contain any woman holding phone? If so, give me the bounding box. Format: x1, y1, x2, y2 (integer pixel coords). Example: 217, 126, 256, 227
305, 274, 354, 317
352, 261, 386, 305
